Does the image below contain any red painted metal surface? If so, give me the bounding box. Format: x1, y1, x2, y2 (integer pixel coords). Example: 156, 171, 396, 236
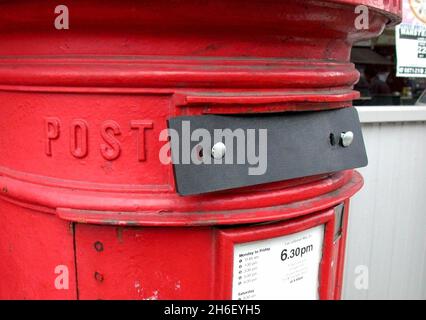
0, 0, 401, 299
0, 200, 77, 299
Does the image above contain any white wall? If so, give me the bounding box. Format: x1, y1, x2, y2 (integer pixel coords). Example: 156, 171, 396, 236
343, 107, 426, 300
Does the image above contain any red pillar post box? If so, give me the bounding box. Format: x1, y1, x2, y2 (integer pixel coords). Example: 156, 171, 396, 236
0, 0, 401, 300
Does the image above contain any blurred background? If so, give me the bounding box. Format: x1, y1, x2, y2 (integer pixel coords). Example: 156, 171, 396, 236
342, 11, 426, 299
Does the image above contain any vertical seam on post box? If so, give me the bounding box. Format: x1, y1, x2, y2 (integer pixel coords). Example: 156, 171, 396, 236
72, 222, 80, 300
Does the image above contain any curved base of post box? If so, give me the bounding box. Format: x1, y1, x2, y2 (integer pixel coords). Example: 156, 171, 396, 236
0, 171, 361, 300
0, 170, 362, 226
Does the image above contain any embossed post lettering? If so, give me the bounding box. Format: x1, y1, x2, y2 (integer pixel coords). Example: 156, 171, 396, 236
130, 120, 153, 161
100, 120, 121, 160
70, 119, 88, 158
44, 118, 154, 161
45, 117, 60, 156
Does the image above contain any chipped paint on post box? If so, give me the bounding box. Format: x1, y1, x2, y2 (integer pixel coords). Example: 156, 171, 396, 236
0, 0, 401, 299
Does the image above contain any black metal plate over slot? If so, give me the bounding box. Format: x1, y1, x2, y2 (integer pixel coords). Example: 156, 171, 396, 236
168, 107, 367, 196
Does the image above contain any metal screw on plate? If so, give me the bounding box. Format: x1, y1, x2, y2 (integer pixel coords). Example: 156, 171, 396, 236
211, 142, 226, 159
340, 131, 354, 147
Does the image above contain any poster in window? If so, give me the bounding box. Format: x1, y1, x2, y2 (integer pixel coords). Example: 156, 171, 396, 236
396, 0, 426, 77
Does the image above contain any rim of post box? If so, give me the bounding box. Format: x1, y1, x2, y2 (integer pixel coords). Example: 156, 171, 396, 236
0, 170, 363, 226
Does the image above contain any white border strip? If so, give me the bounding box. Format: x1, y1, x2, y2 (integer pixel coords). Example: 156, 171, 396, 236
356, 106, 426, 123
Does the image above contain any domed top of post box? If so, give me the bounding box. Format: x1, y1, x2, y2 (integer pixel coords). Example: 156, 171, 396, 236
0, 0, 402, 103
0, 0, 402, 56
